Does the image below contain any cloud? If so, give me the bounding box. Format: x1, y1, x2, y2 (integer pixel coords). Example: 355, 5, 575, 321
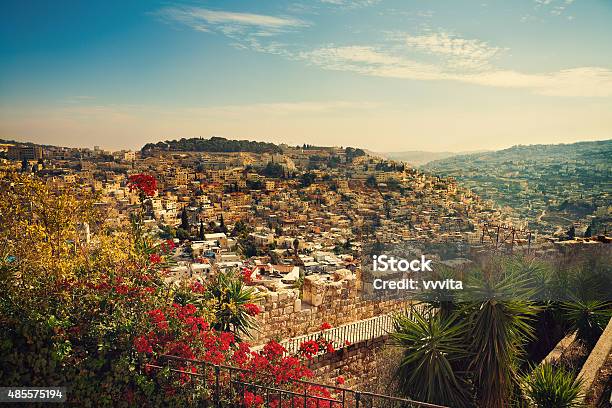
533, 0, 576, 15
402, 31, 504, 70
299, 44, 612, 97
156, 6, 309, 37
154, 7, 610, 97
319, 0, 381, 8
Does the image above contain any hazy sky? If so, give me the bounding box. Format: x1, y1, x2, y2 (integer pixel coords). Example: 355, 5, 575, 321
1, 0, 611, 152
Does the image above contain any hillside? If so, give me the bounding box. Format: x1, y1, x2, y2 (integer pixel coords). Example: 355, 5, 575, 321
380, 150, 489, 166
423, 140, 612, 235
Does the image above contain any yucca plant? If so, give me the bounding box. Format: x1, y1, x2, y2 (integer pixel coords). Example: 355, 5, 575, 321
461, 260, 539, 408
521, 363, 584, 407
561, 299, 612, 349
203, 269, 260, 340
391, 307, 472, 408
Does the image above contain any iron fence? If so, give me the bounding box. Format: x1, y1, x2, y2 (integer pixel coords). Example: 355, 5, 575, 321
145, 354, 448, 408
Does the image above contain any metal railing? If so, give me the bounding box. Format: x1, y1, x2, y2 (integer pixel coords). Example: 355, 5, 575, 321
146, 354, 449, 408
268, 305, 427, 357
281, 314, 395, 356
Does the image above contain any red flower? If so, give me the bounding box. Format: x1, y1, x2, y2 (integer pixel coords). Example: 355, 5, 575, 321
262, 340, 286, 360
326, 343, 335, 353
344, 340, 351, 346
244, 303, 261, 316
114, 284, 129, 295
148, 309, 169, 331
241, 268, 254, 284
299, 340, 319, 359
176, 303, 197, 319
134, 335, 152, 353
149, 253, 162, 264
335, 376, 345, 385
320, 322, 332, 331
190, 281, 205, 294
128, 174, 157, 197
243, 391, 264, 408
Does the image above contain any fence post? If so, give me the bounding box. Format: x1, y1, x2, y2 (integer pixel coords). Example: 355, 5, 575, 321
355, 391, 361, 408
215, 365, 221, 407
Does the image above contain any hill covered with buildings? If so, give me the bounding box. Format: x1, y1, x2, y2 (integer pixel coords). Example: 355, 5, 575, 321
423, 140, 612, 236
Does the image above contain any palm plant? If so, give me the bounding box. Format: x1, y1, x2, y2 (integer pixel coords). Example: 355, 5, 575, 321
391, 307, 472, 408
461, 260, 539, 408
521, 363, 584, 408
203, 269, 260, 340
561, 299, 612, 349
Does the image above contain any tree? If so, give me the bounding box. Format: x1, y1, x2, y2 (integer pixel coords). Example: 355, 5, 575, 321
180, 208, 189, 231
300, 172, 316, 188
567, 225, 576, 240
292, 238, 300, 256
584, 225, 592, 238
366, 175, 377, 188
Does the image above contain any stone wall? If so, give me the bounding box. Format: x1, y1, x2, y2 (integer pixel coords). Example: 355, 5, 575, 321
307, 336, 394, 390
578, 317, 612, 406
250, 271, 413, 344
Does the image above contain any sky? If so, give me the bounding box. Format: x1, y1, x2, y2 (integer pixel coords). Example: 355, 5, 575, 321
1, 0, 611, 152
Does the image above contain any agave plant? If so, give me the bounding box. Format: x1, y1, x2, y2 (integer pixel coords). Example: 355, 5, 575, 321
561, 299, 612, 348
521, 363, 584, 408
461, 260, 539, 408
391, 307, 472, 407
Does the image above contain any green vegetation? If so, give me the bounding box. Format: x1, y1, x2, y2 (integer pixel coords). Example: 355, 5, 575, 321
392, 254, 611, 408
142, 136, 283, 154
521, 363, 584, 408
392, 309, 471, 407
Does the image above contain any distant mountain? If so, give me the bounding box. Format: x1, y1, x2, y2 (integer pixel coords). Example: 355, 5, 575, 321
422, 139, 612, 235
379, 150, 489, 166
142, 136, 283, 154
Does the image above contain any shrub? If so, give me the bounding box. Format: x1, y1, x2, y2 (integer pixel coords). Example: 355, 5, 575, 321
522, 363, 584, 408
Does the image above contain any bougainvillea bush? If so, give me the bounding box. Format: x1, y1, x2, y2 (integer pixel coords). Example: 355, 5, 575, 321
0, 173, 342, 407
